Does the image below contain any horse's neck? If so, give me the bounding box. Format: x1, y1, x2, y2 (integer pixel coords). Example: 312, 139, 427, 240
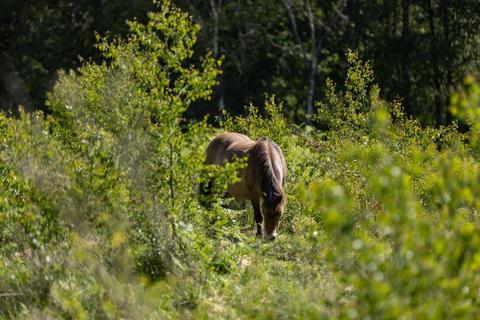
252, 141, 282, 191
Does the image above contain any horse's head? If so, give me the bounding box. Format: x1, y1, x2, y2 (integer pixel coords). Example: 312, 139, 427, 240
261, 191, 285, 241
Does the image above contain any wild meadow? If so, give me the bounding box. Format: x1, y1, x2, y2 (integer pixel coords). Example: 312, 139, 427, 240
2, 2, 480, 319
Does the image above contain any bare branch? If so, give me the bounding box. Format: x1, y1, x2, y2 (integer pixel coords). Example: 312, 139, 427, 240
0, 292, 24, 298
183, 0, 205, 26
283, 0, 307, 67
209, 0, 220, 58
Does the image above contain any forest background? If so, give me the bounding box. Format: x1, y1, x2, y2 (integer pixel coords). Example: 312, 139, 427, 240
2, 0, 480, 125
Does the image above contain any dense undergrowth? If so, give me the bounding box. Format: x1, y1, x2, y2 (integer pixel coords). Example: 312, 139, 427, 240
2, 2, 480, 319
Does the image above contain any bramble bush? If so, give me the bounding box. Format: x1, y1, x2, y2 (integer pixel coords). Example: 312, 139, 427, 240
2, 1, 480, 319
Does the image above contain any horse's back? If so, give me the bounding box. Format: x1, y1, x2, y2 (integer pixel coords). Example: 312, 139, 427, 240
206, 132, 253, 165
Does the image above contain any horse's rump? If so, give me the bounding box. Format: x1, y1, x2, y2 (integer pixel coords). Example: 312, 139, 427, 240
205, 132, 253, 166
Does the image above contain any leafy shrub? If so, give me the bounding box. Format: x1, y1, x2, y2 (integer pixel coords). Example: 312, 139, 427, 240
1, 1, 229, 317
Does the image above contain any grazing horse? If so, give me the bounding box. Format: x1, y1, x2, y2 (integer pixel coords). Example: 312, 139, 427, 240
203, 132, 287, 241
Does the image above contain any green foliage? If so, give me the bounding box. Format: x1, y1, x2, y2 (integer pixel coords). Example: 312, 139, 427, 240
2, 2, 480, 318
451, 76, 480, 154
221, 96, 291, 148
1, 2, 226, 317
317, 50, 377, 133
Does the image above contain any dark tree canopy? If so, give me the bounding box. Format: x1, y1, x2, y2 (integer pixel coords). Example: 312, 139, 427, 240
1, 0, 480, 125
0, 0, 155, 115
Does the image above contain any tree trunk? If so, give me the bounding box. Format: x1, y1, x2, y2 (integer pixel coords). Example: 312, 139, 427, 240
428, 0, 443, 126
209, 0, 225, 116
0, 52, 34, 115
391, 0, 399, 36
441, 0, 453, 124
306, 53, 317, 126
209, 0, 219, 59
283, 0, 307, 67
305, 0, 316, 125
401, 0, 412, 116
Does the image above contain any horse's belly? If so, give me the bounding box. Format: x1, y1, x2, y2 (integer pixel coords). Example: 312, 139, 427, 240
226, 181, 251, 200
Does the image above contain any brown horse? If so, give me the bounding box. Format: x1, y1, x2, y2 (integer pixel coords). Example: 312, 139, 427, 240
203, 132, 287, 241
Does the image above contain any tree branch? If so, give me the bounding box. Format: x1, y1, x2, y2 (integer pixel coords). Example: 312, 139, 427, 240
283, 0, 308, 67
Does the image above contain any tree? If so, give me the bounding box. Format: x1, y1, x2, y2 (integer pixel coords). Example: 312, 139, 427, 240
344, 0, 480, 125
283, 0, 347, 124
0, 0, 155, 114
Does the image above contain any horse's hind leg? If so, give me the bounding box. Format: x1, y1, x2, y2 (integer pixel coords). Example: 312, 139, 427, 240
199, 179, 213, 208
252, 200, 262, 237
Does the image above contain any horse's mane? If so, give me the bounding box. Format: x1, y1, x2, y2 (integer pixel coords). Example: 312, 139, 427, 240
249, 138, 284, 208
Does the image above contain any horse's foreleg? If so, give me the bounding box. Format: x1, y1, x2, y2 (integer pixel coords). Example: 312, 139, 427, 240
199, 179, 213, 208
252, 200, 262, 237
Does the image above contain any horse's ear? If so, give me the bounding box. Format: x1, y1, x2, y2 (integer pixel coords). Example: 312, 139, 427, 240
263, 191, 282, 207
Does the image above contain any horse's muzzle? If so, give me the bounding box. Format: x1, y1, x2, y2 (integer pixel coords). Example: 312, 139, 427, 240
264, 231, 277, 241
